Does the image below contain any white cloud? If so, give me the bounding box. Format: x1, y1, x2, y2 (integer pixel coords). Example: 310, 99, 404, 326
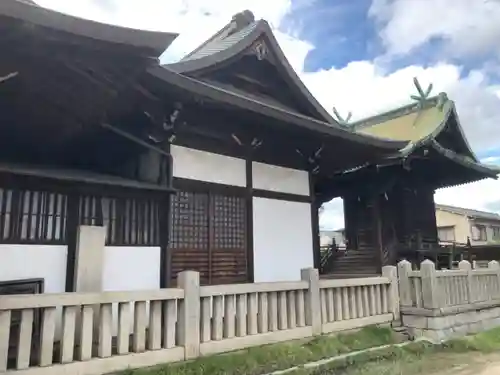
369, 0, 500, 59
34, 0, 500, 230
36, 0, 292, 61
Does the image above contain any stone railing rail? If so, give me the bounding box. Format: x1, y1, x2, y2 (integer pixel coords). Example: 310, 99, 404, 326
0, 268, 399, 375
399, 259, 500, 310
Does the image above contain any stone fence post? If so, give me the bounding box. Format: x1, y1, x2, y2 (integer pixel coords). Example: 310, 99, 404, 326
177, 271, 200, 359
301, 268, 321, 336
489, 261, 500, 299
459, 260, 473, 304
421, 260, 439, 309
382, 266, 400, 320
397, 260, 412, 307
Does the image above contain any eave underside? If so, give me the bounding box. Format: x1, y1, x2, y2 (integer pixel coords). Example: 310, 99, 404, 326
0, 16, 161, 164
318, 144, 498, 201
142, 68, 406, 176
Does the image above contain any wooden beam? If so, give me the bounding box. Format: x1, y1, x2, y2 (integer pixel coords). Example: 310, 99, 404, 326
99, 122, 171, 158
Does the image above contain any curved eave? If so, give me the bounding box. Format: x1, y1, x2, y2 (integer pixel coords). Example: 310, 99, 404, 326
430, 140, 499, 179
0, 0, 178, 56
148, 65, 408, 151
447, 104, 480, 162
166, 20, 337, 125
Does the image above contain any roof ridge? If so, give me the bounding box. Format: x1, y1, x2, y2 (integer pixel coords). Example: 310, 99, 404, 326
181, 10, 255, 61
352, 94, 447, 130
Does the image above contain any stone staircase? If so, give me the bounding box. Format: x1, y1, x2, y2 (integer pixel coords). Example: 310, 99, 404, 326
321, 249, 380, 277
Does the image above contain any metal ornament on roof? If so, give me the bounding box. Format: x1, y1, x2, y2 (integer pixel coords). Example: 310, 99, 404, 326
332, 107, 353, 129
410, 77, 433, 109
410, 77, 435, 127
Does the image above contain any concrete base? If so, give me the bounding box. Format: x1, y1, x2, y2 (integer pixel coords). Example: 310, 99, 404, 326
403, 306, 500, 341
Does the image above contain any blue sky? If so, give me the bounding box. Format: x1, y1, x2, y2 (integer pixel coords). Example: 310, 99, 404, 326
284, 0, 500, 78
36, 0, 500, 228
284, 0, 381, 71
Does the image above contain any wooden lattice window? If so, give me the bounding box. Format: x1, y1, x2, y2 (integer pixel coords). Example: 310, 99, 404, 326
79, 195, 161, 246
170, 189, 248, 285
212, 194, 246, 249
0, 188, 67, 244
170, 191, 209, 250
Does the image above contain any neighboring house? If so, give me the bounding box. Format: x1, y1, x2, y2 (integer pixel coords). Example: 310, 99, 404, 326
435, 204, 500, 246
320, 229, 346, 247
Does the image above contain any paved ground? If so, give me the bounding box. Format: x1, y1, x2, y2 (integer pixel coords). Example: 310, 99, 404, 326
434, 354, 500, 375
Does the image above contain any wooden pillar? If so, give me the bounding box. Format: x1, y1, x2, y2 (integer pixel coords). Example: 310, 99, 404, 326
65, 193, 80, 292
160, 144, 174, 288
245, 155, 255, 283
372, 195, 384, 272
309, 173, 321, 270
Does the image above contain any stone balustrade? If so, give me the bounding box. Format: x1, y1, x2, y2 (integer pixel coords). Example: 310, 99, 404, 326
319, 266, 398, 334
399, 259, 500, 341
0, 268, 399, 375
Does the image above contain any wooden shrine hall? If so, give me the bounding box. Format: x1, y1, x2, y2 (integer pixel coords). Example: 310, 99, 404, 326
0, 0, 497, 294
318, 87, 500, 276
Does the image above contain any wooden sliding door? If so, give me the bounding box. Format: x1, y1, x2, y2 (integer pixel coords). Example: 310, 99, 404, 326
169, 189, 248, 285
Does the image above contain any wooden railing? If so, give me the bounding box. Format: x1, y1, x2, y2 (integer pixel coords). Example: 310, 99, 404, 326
0, 268, 399, 375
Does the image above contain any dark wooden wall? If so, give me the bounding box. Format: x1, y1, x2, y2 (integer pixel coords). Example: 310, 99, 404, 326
342, 184, 439, 269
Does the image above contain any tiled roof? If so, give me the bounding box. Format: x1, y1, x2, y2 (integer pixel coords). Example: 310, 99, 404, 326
436, 204, 500, 221
181, 22, 259, 61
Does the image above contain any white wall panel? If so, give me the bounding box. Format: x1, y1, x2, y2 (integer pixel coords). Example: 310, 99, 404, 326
102, 246, 161, 335
252, 198, 313, 282
0, 245, 67, 293
252, 162, 309, 196
102, 246, 161, 292
172, 145, 246, 186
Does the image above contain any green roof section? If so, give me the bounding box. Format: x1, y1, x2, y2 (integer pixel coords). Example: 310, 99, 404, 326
356, 99, 453, 142
340, 85, 499, 186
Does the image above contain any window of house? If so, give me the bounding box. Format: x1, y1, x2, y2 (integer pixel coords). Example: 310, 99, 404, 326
437, 226, 455, 242
492, 226, 500, 241
472, 224, 487, 241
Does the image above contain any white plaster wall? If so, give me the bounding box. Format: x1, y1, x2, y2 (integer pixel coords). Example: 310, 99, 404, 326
0, 245, 67, 293
172, 145, 246, 186
252, 162, 310, 196
103, 246, 161, 335
253, 198, 314, 282
102, 246, 161, 292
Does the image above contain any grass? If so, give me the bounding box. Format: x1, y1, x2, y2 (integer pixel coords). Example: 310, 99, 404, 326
287, 327, 500, 375
117, 326, 398, 375
117, 327, 500, 375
